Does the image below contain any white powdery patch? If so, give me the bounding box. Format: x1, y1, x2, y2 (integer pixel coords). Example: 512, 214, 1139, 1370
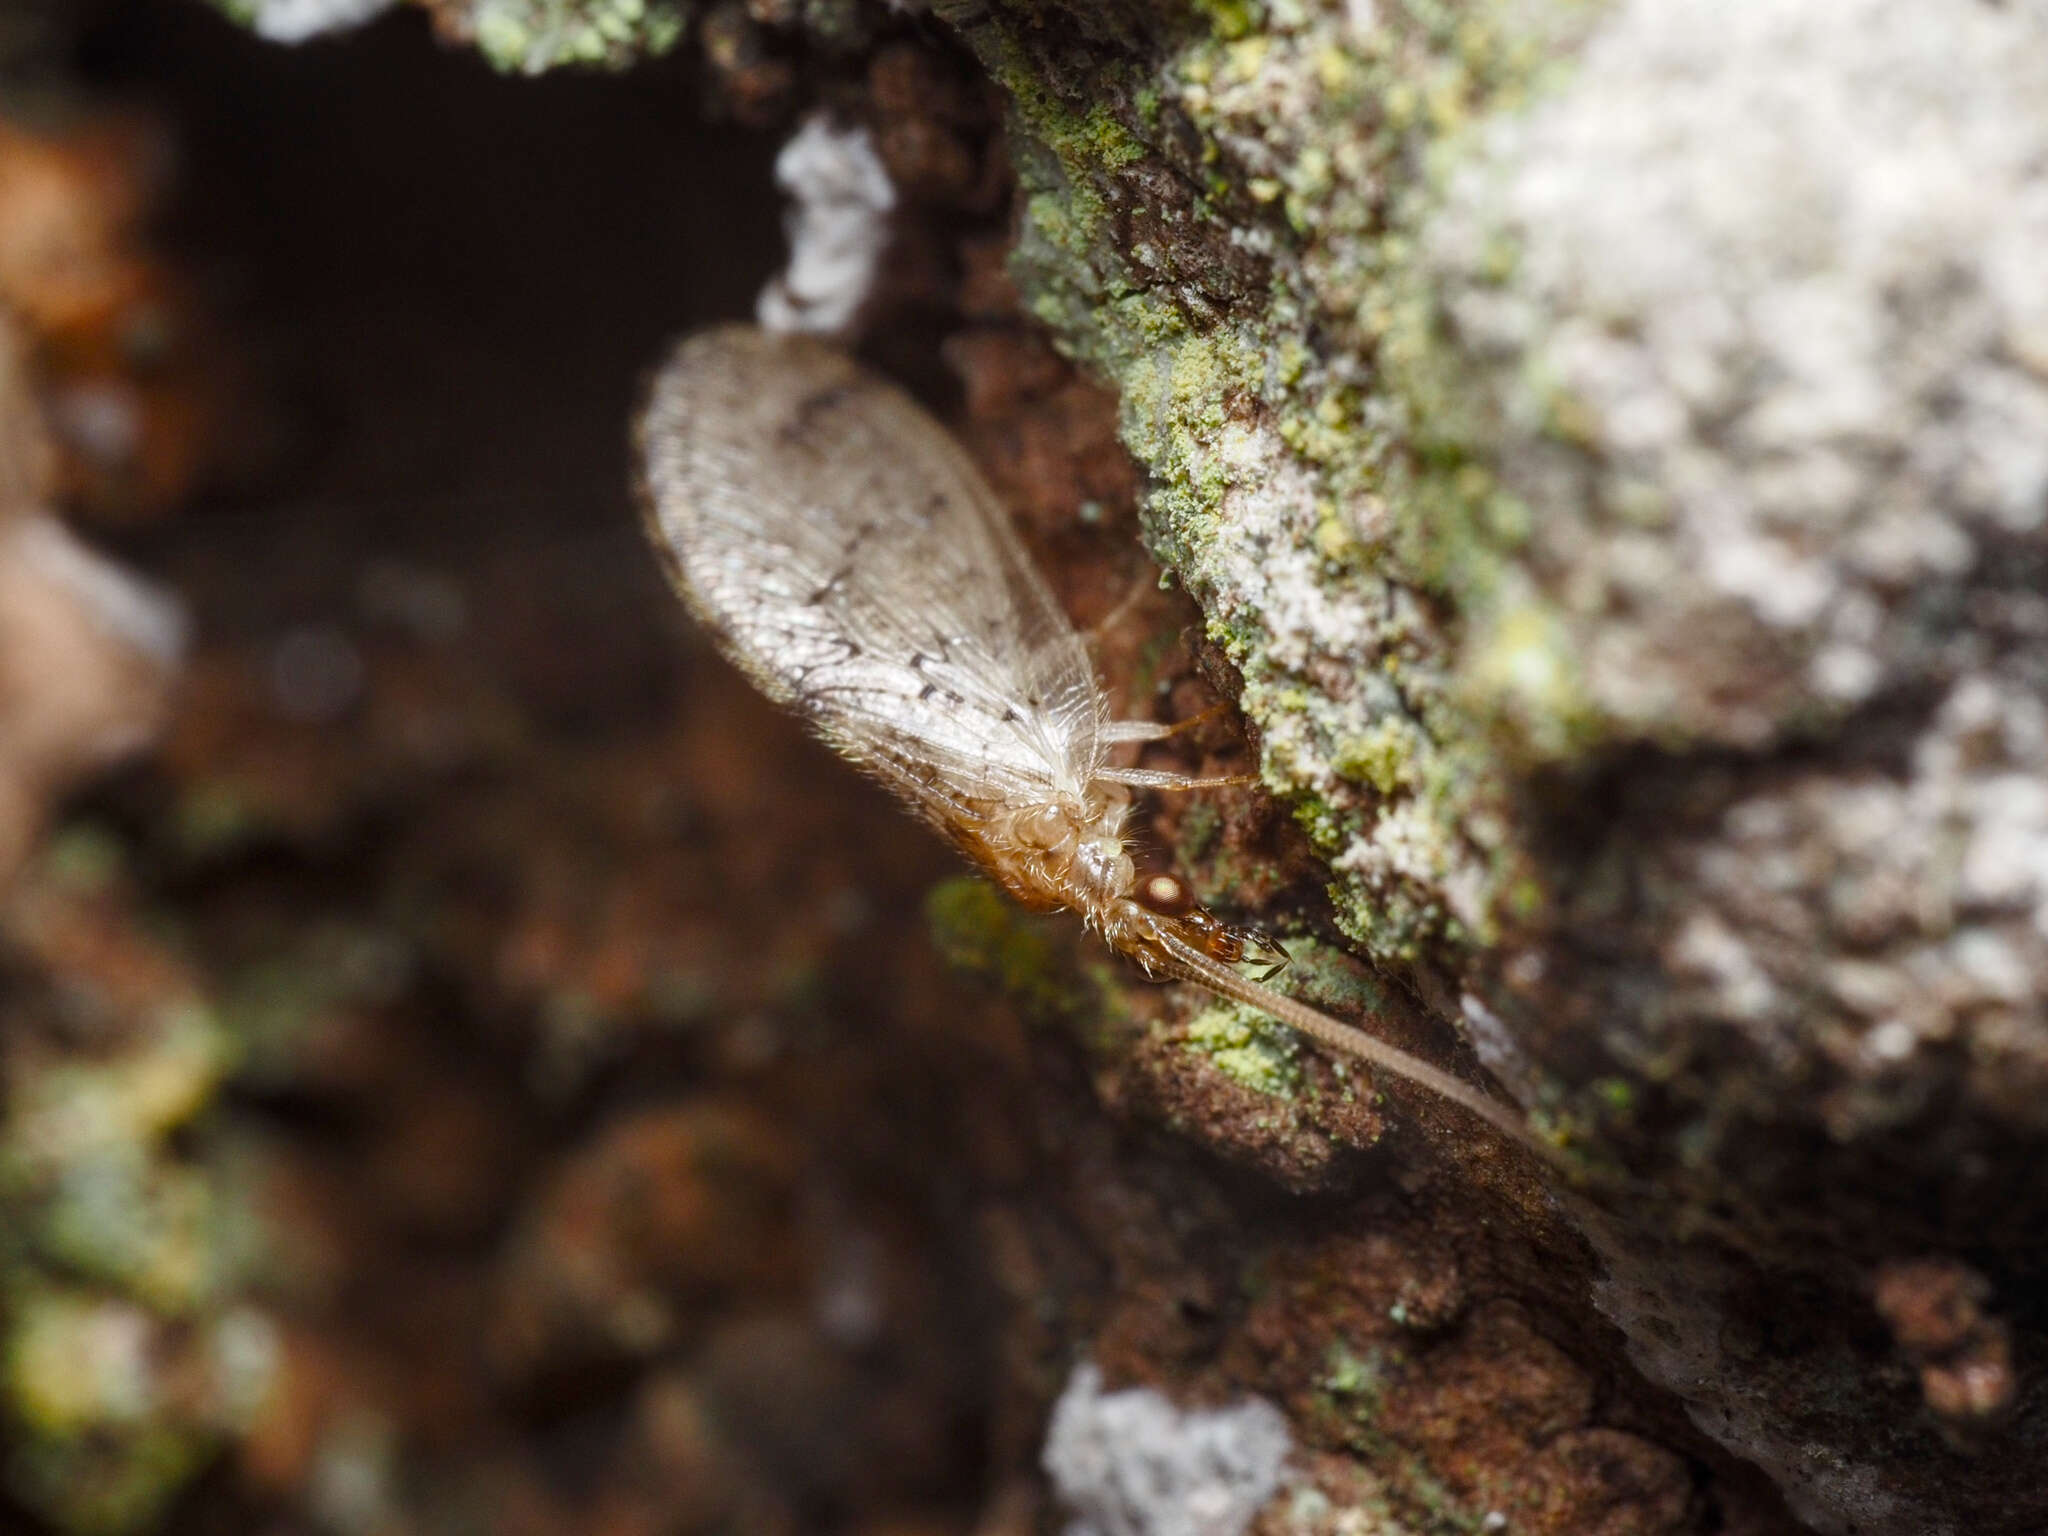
1203, 447, 1380, 678
1921, 678, 2048, 942
246, 0, 398, 44
1332, 797, 1451, 899
1043, 1361, 1292, 1536
1428, 0, 2048, 751
756, 116, 896, 337
1185, 427, 1492, 943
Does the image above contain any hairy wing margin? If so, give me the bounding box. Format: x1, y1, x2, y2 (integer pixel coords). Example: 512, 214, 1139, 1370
635, 325, 1105, 819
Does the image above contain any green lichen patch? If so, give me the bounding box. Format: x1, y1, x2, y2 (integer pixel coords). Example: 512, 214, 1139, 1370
0, 1294, 270, 1536
1331, 717, 1423, 797
943, 0, 1601, 973
465, 0, 689, 73
0, 865, 277, 1534
924, 875, 1099, 1028
1263, 936, 1404, 1039
1, 1004, 234, 1182
1322, 1338, 1391, 1424
1182, 1002, 1303, 1097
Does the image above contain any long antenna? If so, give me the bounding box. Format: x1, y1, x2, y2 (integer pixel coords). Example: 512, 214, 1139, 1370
1151, 928, 1566, 1168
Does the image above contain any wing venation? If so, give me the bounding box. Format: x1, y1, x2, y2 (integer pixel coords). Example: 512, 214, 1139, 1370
637, 325, 1105, 827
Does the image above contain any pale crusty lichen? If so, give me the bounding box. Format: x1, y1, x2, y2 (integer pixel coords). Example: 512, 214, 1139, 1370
207, 0, 398, 43
216, 0, 690, 70
940, 0, 1604, 965
465, 0, 687, 73
1410, 7, 2048, 1530
940, 3, 2048, 1532
1423, 0, 2048, 759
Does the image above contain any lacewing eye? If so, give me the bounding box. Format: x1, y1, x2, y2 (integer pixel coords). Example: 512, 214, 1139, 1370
1135, 872, 1197, 917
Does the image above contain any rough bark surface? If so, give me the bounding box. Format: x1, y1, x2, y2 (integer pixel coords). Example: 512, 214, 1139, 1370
3, 0, 2043, 1533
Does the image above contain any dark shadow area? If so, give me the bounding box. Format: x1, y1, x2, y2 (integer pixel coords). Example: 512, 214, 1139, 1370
0, 6, 1013, 1533
79, 0, 777, 576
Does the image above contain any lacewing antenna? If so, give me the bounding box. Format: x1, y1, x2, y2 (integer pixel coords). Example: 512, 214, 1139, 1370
637, 324, 1565, 1174
1143, 925, 1560, 1163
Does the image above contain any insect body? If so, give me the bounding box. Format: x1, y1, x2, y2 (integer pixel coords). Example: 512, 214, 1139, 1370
636, 324, 1549, 1162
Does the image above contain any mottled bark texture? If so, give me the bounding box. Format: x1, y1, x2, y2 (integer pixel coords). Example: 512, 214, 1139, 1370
212, 0, 2048, 1531
925, 3, 2048, 1531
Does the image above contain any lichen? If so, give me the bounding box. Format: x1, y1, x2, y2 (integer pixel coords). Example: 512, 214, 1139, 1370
924, 14, 2048, 1521
1176, 936, 1417, 1110
939, 0, 1603, 965
208, 0, 399, 43
1182, 1002, 1302, 1098
1043, 1359, 1294, 1536
220, 0, 694, 67
1321, 1340, 1389, 1423
467, 0, 687, 72
756, 115, 895, 336
0, 857, 275, 1535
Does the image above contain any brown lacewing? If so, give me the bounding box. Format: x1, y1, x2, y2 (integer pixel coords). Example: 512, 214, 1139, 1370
635, 324, 1549, 1161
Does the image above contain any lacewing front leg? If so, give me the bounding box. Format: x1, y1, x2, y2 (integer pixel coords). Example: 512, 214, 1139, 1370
1099, 705, 1231, 747
1097, 766, 1260, 791
1246, 930, 1292, 984
1100, 703, 1257, 791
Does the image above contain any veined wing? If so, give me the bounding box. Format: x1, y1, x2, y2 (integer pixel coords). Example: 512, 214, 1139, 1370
636, 325, 1104, 826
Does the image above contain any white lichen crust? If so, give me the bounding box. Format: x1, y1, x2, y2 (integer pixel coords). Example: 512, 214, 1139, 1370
1042, 1361, 1292, 1536
757, 115, 897, 337
1413, 3, 2048, 1529
239, 0, 398, 43
1421, 0, 2048, 1157
1429, 0, 2048, 757
956, 0, 2048, 1528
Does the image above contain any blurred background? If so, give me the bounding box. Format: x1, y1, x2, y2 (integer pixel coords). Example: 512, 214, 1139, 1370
0, 5, 1071, 1530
